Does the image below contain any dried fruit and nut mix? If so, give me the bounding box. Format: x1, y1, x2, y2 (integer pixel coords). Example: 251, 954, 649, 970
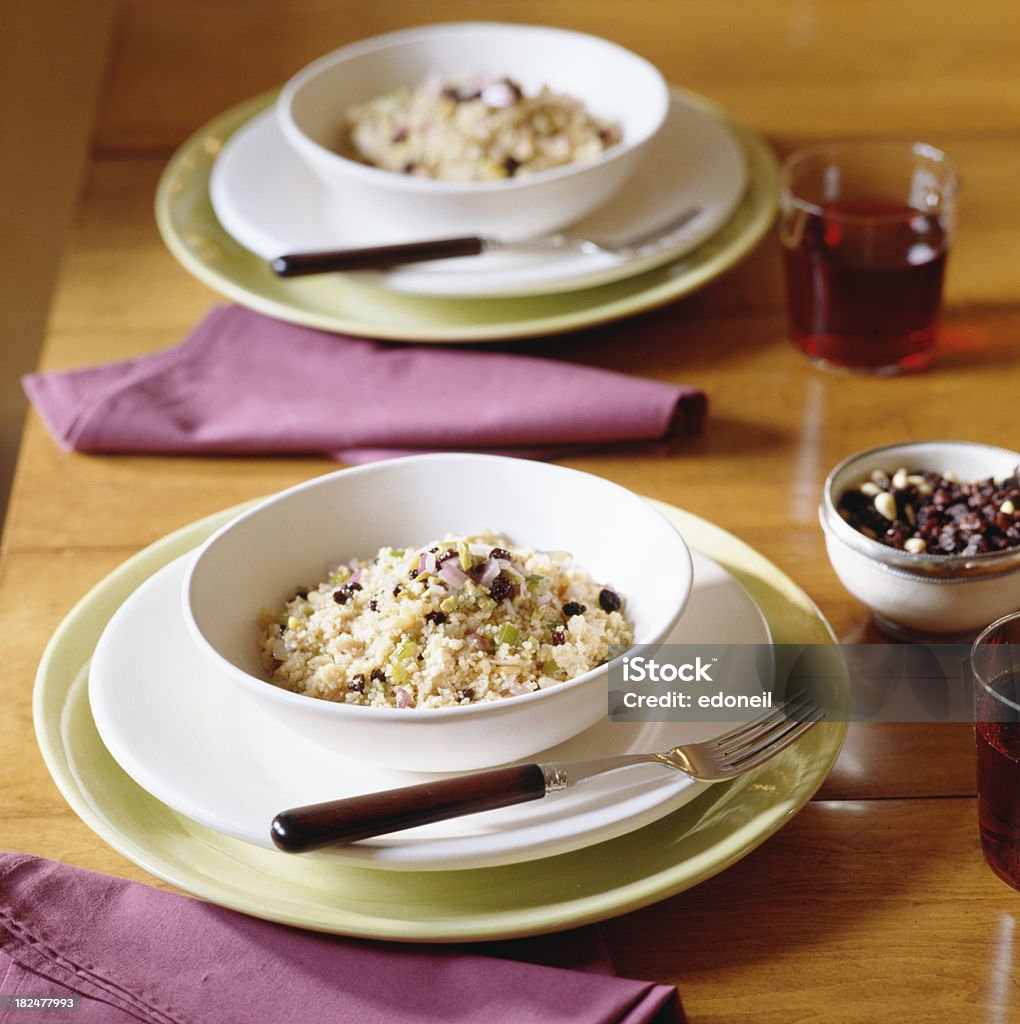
837, 467, 1020, 556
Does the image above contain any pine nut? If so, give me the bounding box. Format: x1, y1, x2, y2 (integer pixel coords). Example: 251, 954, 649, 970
874, 492, 898, 521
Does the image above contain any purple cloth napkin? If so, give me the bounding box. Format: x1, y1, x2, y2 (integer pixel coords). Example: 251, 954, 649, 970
22, 306, 706, 463
0, 854, 683, 1023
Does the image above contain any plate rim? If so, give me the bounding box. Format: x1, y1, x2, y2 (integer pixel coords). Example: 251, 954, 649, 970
33, 496, 846, 941
155, 88, 778, 342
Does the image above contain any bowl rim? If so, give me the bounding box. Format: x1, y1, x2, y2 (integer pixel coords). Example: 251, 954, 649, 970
276, 20, 671, 196
820, 439, 1020, 577
182, 452, 693, 721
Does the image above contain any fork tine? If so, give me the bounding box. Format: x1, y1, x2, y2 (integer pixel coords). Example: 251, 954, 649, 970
705, 689, 811, 751
617, 205, 702, 251
721, 706, 826, 774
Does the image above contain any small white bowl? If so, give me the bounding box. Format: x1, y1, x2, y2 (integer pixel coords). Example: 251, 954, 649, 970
183, 454, 692, 771
820, 440, 1020, 639
276, 22, 670, 242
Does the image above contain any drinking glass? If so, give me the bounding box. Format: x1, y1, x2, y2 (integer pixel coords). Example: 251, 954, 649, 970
972, 612, 1020, 891
779, 141, 959, 375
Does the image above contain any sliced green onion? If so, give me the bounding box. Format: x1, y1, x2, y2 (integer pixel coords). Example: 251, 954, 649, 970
542, 659, 560, 676
525, 574, 545, 585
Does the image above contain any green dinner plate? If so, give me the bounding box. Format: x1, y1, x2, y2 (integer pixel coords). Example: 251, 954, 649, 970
33, 498, 845, 942
155, 91, 778, 342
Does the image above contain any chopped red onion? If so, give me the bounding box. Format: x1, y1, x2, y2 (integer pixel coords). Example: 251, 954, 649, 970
501, 563, 525, 582
481, 80, 519, 108
438, 563, 469, 589
395, 687, 413, 708
467, 631, 492, 653
478, 558, 500, 587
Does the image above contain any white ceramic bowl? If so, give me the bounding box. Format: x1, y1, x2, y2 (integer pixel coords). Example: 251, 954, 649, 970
183, 454, 693, 771
276, 22, 670, 242
820, 440, 1020, 639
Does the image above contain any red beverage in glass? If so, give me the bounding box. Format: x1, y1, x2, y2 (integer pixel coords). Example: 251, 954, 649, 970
976, 678, 1020, 891
782, 199, 948, 373
779, 141, 958, 375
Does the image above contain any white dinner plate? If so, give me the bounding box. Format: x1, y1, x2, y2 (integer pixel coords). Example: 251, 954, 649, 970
88, 548, 769, 871
209, 87, 748, 298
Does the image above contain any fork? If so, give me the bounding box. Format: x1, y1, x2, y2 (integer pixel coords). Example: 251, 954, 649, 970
269, 205, 703, 277
270, 691, 824, 853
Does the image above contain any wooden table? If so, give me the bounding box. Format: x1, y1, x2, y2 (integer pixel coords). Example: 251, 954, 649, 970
3, 2, 1019, 1020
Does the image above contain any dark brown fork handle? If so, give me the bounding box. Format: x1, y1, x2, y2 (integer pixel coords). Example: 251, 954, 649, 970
270, 763, 548, 853
270, 236, 485, 276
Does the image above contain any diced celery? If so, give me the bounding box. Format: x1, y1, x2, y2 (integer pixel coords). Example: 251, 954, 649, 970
394, 640, 419, 662
496, 623, 520, 646
457, 540, 472, 571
